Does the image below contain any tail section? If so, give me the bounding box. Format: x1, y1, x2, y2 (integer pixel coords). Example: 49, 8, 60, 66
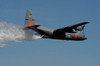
24, 10, 37, 27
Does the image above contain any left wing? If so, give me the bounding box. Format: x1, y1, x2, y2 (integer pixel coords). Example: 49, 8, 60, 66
56, 22, 89, 32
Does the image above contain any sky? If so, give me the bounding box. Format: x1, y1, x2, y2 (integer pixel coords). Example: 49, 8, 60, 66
0, 0, 100, 66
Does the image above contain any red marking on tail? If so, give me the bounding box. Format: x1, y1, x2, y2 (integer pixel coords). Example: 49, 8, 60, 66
75, 34, 78, 39
35, 23, 37, 25
29, 22, 32, 26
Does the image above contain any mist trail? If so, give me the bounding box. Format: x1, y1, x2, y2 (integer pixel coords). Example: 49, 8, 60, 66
0, 21, 41, 47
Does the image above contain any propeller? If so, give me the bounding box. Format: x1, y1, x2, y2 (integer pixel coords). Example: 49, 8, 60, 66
82, 25, 85, 34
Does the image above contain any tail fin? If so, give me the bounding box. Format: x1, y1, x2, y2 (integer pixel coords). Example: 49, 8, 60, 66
24, 10, 37, 27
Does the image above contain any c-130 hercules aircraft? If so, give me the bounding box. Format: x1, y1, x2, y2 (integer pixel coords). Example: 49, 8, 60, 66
24, 10, 89, 41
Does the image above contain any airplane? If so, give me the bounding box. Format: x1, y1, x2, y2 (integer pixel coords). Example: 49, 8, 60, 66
24, 10, 89, 41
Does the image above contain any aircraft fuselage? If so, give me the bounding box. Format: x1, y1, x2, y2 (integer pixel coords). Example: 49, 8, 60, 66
27, 25, 87, 41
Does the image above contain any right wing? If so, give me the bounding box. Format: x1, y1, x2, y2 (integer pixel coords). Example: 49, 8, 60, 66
56, 22, 89, 32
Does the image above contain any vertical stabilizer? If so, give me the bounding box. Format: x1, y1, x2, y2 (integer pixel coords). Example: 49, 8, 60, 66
24, 10, 37, 27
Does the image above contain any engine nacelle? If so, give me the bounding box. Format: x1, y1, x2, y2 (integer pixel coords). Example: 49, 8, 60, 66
76, 26, 83, 31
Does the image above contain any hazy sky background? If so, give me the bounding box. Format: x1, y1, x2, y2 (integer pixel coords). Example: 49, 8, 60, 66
0, 0, 100, 66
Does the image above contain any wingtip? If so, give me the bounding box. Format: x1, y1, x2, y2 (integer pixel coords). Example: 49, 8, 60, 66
83, 22, 90, 24
86, 22, 90, 23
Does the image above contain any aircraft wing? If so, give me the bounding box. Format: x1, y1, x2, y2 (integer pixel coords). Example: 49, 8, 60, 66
57, 22, 89, 32
68, 22, 89, 28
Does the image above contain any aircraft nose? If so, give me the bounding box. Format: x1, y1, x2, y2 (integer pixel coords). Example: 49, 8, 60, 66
83, 36, 87, 40
77, 32, 87, 40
